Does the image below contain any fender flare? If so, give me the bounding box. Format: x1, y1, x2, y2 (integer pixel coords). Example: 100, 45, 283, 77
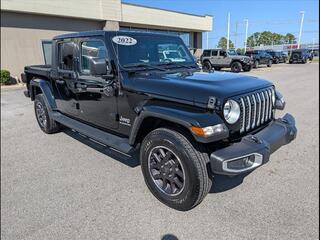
29, 79, 57, 111
129, 105, 228, 145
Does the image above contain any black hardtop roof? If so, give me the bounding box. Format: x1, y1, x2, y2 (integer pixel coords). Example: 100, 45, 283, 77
53, 30, 180, 40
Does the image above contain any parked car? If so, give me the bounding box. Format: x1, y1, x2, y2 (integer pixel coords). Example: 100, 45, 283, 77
245, 50, 273, 68
307, 50, 314, 61
289, 49, 309, 64
281, 52, 289, 62
159, 50, 186, 62
24, 30, 297, 211
200, 49, 252, 72
266, 50, 287, 64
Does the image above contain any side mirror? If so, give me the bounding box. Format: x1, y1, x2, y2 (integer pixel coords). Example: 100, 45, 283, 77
89, 57, 110, 76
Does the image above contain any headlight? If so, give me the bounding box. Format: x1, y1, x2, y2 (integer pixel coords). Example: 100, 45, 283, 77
275, 90, 286, 110
271, 89, 276, 106
223, 100, 241, 124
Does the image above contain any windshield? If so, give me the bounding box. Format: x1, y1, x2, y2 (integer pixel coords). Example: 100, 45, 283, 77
111, 34, 195, 67
228, 50, 237, 56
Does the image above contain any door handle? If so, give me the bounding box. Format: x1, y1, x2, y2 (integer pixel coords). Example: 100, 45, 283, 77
56, 79, 65, 84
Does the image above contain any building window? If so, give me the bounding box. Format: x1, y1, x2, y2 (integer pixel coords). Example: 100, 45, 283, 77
80, 40, 107, 74
41, 40, 52, 65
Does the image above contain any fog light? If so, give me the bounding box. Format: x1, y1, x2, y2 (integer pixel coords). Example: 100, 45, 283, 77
223, 153, 263, 173
243, 156, 254, 167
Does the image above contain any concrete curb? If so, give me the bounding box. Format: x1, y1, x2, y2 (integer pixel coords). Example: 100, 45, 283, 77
1, 84, 26, 92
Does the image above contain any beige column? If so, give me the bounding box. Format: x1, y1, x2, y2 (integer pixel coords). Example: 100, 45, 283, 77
103, 21, 119, 31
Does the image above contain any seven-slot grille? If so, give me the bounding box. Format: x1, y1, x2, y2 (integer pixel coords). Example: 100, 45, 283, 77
239, 87, 275, 133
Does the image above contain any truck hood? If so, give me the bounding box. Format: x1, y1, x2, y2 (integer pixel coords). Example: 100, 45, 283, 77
125, 71, 273, 105
230, 55, 251, 61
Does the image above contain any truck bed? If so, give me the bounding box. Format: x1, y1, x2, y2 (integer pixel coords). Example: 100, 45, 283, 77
24, 65, 51, 79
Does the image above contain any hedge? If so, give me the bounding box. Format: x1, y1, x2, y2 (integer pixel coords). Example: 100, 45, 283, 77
0, 70, 10, 85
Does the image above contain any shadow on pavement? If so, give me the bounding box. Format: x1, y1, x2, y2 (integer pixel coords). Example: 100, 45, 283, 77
62, 128, 250, 193
209, 172, 250, 193
161, 234, 179, 240
63, 128, 140, 168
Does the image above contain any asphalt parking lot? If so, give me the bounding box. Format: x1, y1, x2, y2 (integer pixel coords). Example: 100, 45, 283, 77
1, 63, 319, 240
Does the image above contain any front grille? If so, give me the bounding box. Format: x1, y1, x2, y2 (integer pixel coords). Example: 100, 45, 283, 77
239, 87, 275, 134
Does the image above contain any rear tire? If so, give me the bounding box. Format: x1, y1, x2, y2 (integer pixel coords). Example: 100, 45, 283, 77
140, 128, 212, 211
230, 62, 242, 73
34, 94, 60, 134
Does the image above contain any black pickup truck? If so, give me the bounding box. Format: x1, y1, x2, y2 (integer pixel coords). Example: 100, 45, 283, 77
24, 31, 297, 211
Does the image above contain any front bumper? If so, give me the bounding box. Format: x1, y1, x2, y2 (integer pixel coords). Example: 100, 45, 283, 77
210, 113, 297, 175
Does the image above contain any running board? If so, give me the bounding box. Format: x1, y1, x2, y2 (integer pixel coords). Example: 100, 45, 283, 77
52, 112, 133, 154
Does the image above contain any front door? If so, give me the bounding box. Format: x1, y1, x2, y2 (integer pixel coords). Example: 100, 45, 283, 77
76, 39, 118, 130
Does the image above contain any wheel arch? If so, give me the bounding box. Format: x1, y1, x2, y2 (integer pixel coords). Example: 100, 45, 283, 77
29, 79, 57, 111
129, 105, 228, 146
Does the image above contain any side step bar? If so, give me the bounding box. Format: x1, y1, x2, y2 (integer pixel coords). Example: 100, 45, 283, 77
52, 112, 133, 154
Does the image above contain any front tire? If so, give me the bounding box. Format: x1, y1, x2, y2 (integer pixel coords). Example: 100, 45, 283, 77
267, 60, 272, 67
243, 65, 252, 72
34, 94, 60, 134
202, 61, 212, 71
140, 128, 212, 211
230, 61, 242, 73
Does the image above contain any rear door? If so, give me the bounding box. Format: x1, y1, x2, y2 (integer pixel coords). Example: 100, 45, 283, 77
210, 50, 219, 66
54, 40, 79, 117
75, 38, 118, 129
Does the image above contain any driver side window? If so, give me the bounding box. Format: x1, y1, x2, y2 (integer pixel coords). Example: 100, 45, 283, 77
81, 40, 108, 74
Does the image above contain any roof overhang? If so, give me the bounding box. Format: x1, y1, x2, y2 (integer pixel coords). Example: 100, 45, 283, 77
120, 3, 212, 32
1, 0, 212, 32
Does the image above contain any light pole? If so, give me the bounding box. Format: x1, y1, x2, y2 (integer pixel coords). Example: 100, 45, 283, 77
227, 12, 230, 50
298, 11, 305, 49
244, 19, 249, 52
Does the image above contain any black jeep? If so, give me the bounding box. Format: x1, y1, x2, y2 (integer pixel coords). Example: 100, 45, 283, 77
266, 50, 287, 64
289, 49, 309, 64
24, 31, 297, 211
245, 50, 273, 68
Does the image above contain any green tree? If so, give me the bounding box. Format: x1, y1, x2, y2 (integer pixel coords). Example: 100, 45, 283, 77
284, 33, 296, 43
217, 37, 234, 49
236, 48, 245, 55
246, 31, 296, 47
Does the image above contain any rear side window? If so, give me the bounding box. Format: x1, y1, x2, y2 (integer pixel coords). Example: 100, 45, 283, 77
203, 50, 211, 57
41, 40, 52, 65
81, 40, 107, 74
211, 50, 218, 56
58, 41, 76, 70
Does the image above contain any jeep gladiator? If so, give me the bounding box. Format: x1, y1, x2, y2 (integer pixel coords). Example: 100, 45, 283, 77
24, 31, 297, 211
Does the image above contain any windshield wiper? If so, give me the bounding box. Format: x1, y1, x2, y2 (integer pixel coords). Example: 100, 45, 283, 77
123, 63, 166, 71
158, 62, 198, 70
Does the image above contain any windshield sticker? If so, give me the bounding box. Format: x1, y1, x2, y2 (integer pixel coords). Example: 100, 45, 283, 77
112, 36, 137, 46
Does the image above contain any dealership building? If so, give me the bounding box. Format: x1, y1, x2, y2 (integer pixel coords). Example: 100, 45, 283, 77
1, 0, 212, 79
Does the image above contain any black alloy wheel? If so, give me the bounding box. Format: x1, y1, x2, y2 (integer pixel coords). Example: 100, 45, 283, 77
148, 146, 185, 196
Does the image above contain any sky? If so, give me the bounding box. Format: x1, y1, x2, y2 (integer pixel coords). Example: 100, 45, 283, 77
123, 0, 319, 49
